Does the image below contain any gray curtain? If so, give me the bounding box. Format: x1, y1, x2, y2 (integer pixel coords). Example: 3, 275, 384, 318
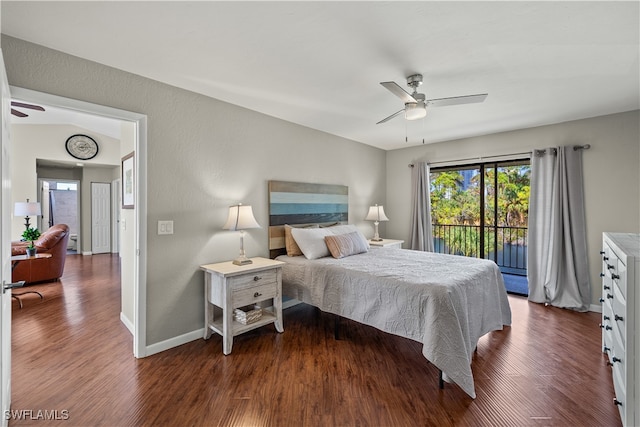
409, 161, 434, 251
527, 146, 590, 311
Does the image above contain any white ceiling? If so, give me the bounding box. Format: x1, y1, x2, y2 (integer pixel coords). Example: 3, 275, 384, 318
3, 1, 639, 151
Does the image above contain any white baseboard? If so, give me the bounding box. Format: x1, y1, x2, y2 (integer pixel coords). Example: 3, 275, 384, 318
145, 329, 203, 357
120, 312, 134, 334
142, 300, 301, 358
82, 251, 92, 256
589, 304, 602, 313
283, 298, 301, 310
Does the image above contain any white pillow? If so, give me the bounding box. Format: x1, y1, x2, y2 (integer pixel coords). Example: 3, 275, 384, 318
290, 227, 333, 259
325, 224, 359, 236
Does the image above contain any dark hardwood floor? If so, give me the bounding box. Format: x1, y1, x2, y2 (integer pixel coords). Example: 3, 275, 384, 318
10, 254, 621, 426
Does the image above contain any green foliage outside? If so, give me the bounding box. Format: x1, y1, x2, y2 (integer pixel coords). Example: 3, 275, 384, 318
430, 165, 530, 258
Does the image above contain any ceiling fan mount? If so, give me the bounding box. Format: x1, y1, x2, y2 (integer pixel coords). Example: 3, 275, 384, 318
406, 74, 424, 91
377, 74, 487, 124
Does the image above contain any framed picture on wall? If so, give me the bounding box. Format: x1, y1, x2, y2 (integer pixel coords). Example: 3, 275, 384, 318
121, 151, 135, 209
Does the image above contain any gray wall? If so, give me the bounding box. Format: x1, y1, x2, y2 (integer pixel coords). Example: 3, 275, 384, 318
2, 35, 387, 345
386, 110, 640, 308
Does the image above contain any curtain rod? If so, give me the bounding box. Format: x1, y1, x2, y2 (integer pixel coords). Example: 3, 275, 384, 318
533, 144, 591, 157
408, 151, 531, 168
408, 144, 591, 167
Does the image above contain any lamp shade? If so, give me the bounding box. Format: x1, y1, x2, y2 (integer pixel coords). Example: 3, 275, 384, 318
223, 204, 260, 231
365, 205, 389, 222
14, 201, 41, 216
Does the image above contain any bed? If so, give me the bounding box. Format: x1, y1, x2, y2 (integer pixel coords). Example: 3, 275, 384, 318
267, 180, 512, 398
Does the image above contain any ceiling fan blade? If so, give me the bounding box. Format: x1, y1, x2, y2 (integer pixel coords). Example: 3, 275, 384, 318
380, 82, 417, 104
11, 101, 45, 111
427, 93, 487, 107
376, 109, 405, 124
11, 108, 28, 118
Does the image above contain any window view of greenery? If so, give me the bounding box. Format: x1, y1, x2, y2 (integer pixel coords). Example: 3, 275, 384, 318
430, 162, 530, 275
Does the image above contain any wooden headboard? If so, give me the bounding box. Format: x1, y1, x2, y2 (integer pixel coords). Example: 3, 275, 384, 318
268, 180, 348, 258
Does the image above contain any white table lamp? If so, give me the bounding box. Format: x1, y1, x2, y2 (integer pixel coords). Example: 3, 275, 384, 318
223, 203, 260, 265
365, 204, 389, 242
14, 199, 41, 231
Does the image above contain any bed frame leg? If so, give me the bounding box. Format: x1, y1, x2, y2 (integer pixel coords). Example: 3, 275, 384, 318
334, 315, 341, 340
439, 369, 444, 389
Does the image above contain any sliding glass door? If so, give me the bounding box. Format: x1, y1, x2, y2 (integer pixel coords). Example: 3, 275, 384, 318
430, 160, 530, 293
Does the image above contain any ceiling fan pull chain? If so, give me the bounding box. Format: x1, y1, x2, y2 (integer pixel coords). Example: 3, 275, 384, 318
405, 120, 408, 143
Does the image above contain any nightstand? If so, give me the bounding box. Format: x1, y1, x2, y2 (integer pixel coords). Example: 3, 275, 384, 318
200, 257, 284, 355
369, 239, 404, 249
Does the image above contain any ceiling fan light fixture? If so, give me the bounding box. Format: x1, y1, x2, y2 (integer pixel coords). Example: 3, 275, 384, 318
404, 102, 426, 120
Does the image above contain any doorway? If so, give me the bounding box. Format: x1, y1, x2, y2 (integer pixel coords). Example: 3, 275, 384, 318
9, 85, 148, 357
38, 178, 80, 253
430, 159, 531, 295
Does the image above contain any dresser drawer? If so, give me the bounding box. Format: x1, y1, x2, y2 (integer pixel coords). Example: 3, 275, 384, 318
228, 269, 278, 291
612, 361, 626, 422
612, 283, 627, 344
615, 259, 627, 299
232, 282, 277, 307
611, 323, 626, 379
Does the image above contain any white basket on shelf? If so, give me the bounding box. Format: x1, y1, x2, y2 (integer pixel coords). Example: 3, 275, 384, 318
234, 305, 262, 324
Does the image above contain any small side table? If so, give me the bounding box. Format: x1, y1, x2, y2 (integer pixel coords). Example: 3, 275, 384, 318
11, 253, 53, 308
200, 257, 285, 355
369, 239, 404, 249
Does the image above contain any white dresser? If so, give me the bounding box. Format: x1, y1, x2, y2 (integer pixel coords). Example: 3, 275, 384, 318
601, 232, 640, 427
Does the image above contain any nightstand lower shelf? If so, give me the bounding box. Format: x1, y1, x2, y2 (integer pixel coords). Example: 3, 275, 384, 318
208, 310, 279, 338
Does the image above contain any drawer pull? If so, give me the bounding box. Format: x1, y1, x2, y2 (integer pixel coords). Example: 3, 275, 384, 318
607, 264, 615, 270
614, 314, 624, 322
603, 315, 610, 320
612, 356, 621, 363
600, 273, 605, 278
603, 284, 610, 289
613, 398, 622, 406
611, 274, 620, 280
603, 346, 610, 352
605, 325, 612, 331
600, 251, 605, 255
599, 298, 604, 303
253, 292, 262, 298
607, 294, 613, 299
253, 276, 262, 282
602, 256, 609, 261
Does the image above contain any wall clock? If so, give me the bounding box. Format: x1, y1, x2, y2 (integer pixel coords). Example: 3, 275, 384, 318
65, 134, 99, 160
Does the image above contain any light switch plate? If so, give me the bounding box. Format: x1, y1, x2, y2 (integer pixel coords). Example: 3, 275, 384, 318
158, 220, 174, 235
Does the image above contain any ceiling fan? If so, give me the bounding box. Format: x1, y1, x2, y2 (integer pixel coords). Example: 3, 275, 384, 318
377, 74, 487, 124
11, 101, 45, 118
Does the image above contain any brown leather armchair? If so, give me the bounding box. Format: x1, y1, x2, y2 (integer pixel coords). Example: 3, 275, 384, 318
12, 224, 70, 284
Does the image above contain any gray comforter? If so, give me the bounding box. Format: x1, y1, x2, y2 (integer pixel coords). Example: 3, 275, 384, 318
278, 248, 512, 398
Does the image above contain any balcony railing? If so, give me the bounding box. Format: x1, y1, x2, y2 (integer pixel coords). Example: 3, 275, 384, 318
432, 223, 528, 276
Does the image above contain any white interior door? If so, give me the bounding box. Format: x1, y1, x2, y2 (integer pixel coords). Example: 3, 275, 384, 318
0, 50, 13, 427
111, 178, 120, 254
91, 182, 111, 254
39, 180, 50, 231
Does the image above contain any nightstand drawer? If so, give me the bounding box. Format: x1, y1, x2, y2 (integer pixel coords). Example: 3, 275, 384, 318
233, 283, 277, 307
228, 270, 277, 290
